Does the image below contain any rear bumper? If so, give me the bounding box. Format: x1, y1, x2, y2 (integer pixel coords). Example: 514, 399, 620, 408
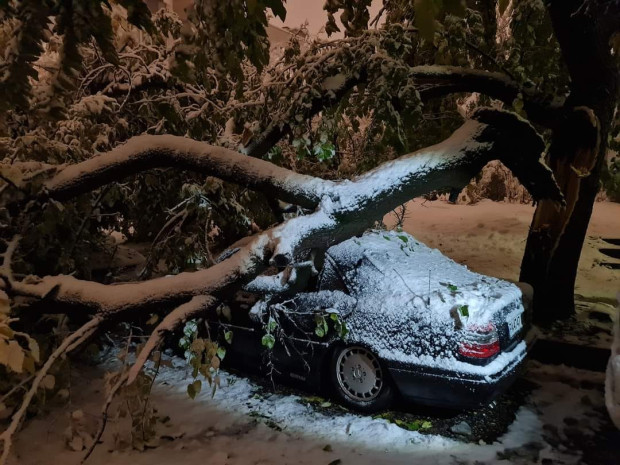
387, 334, 533, 409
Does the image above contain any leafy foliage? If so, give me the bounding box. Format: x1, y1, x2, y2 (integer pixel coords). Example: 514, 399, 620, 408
180, 320, 224, 399
0, 291, 40, 375
0, 0, 154, 114
174, 0, 285, 82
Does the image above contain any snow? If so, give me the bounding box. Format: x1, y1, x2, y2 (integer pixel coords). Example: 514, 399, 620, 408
605, 294, 620, 429
15, 232, 273, 315
270, 207, 337, 262
10, 354, 614, 465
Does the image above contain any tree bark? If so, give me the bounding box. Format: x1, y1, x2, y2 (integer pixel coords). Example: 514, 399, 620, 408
520, 0, 619, 323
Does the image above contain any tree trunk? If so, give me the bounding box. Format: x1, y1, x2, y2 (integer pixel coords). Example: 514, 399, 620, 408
520, 0, 619, 323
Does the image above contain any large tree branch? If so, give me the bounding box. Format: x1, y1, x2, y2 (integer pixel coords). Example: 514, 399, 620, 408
43, 135, 333, 209
411, 66, 563, 128
11, 109, 562, 317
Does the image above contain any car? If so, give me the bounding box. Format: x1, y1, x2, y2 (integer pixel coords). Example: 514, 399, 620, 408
207, 229, 534, 413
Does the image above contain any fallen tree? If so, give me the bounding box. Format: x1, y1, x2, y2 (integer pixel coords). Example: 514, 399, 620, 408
4, 109, 561, 316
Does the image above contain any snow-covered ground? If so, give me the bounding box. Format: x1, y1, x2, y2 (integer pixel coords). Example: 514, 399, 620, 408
10, 355, 616, 465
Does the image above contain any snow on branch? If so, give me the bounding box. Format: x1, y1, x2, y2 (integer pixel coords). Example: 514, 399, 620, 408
43, 135, 333, 209
10, 109, 562, 318
11, 234, 273, 316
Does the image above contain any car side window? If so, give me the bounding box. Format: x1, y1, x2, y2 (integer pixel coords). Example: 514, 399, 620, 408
319, 257, 349, 294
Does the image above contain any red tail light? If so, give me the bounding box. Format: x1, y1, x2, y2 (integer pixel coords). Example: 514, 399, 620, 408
458, 322, 500, 360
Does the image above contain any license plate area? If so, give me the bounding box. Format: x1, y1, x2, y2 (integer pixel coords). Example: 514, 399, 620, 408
506, 311, 523, 339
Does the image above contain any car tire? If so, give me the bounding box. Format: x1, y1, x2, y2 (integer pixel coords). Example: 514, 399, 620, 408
328, 345, 393, 413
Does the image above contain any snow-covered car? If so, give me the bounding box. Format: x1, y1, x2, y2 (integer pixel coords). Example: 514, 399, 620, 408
210, 230, 534, 412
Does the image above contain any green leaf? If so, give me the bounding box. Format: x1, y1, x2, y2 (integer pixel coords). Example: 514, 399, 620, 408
224, 330, 234, 344
262, 333, 276, 350
447, 284, 458, 292
397, 235, 408, 243
458, 305, 469, 317
217, 346, 226, 360
267, 318, 278, 333
314, 314, 328, 338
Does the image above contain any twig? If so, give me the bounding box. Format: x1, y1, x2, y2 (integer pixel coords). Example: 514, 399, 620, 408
81, 329, 132, 464
0, 317, 102, 465
81, 371, 128, 464
0, 375, 34, 405
140, 353, 161, 444
369, 6, 386, 28
126, 295, 217, 385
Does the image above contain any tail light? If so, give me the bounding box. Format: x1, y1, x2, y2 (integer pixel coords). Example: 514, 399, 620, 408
458, 322, 500, 361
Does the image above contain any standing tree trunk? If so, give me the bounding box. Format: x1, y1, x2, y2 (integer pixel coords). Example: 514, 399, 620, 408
520, 0, 619, 323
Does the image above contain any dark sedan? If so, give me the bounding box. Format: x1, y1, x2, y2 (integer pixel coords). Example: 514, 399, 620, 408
208, 230, 534, 412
